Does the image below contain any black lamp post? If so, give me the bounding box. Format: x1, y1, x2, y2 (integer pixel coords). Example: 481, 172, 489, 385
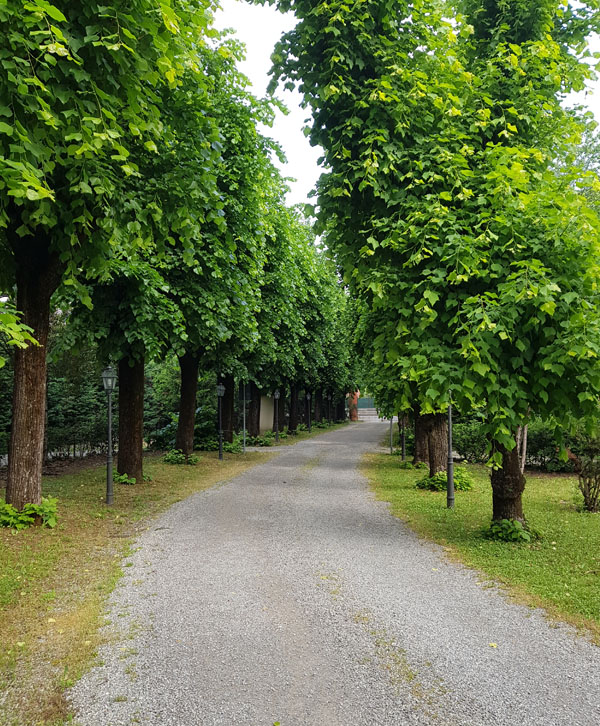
216, 382, 225, 460
274, 389, 280, 443
447, 393, 455, 509
306, 391, 312, 432
101, 366, 117, 506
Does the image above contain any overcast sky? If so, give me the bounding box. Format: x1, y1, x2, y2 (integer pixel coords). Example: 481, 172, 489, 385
215, 1, 600, 206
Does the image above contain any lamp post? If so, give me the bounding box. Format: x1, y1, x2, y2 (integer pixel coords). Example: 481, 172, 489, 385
306, 391, 312, 433
447, 393, 455, 509
401, 416, 406, 461
216, 382, 225, 461
274, 389, 280, 443
101, 366, 117, 506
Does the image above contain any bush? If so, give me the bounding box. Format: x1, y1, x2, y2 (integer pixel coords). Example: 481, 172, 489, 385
0, 497, 58, 529
163, 449, 200, 465
114, 473, 136, 485
485, 518, 539, 543
577, 457, 600, 512
452, 421, 488, 463
415, 467, 474, 491
393, 459, 414, 469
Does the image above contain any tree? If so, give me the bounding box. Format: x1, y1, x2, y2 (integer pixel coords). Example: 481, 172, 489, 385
0, 0, 216, 508
264, 0, 600, 522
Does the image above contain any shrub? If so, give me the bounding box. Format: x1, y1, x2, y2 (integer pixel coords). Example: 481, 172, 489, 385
415, 467, 474, 491
485, 518, 539, 543
414, 461, 428, 470
163, 449, 200, 465
0, 497, 58, 530
394, 459, 414, 469
452, 421, 488, 463
577, 457, 600, 512
114, 473, 136, 485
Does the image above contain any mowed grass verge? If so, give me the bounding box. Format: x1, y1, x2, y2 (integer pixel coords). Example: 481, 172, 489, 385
0, 449, 273, 726
361, 453, 600, 643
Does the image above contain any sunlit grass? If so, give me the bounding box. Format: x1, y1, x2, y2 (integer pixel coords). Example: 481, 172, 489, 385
362, 453, 600, 642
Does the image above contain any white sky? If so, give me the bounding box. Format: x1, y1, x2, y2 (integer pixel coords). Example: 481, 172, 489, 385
215, 1, 600, 206
215, 1, 322, 206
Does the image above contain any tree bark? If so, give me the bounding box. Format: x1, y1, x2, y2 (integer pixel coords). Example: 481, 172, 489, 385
175, 352, 199, 456
6, 247, 62, 510
424, 413, 448, 477
247, 381, 261, 438
117, 356, 144, 484
491, 440, 526, 522
413, 405, 429, 465
336, 400, 346, 421
288, 383, 299, 434
222, 374, 235, 443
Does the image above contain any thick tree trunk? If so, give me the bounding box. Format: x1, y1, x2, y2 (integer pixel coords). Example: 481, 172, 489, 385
6, 249, 61, 510
424, 413, 448, 477
288, 383, 299, 434
247, 381, 261, 438
117, 356, 144, 484
413, 405, 429, 465
491, 440, 526, 522
221, 375, 235, 443
175, 352, 200, 456
336, 400, 346, 421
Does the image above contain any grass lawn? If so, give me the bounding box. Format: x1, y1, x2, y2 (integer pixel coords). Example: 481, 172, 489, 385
0, 449, 273, 726
361, 453, 600, 643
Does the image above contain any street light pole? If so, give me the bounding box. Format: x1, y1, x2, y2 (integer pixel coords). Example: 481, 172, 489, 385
274, 389, 280, 443
216, 382, 225, 461
447, 394, 455, 509
306, 391, 312, 433
101, 366, 117, 506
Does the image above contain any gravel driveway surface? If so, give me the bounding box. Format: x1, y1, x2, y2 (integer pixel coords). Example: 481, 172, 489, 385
69, 422, 600, 726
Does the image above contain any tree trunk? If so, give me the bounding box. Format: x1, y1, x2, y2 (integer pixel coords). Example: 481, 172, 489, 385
6, 249, 62, 510
222, 375, 235, 443
424, 413, 448, 477
336, 400, 346, 421
491, 440, 526, 522
288, 383, 299, 434
117, 356, 144, 484
247, 381, 261, 438
314, 390, 323, 422
175, 352, 200, 456
413, 405, 429, 465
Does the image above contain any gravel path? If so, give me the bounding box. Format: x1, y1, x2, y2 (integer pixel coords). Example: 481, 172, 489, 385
69, 422, 600, 726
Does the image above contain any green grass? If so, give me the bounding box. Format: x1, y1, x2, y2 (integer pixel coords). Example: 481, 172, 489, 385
0, 450, 273, 726
362, 453, 600, 641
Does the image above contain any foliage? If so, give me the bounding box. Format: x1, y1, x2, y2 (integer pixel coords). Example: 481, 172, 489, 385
485, 518, 538, 544
0, 496, 57, 529
0, 301, 36, 368
263, 0, 600, 506
163, 449, 200, 466
415, 467, 474, 492
453, 421, 489, 464
392, 459, 414, 469
113, 473, 135, 485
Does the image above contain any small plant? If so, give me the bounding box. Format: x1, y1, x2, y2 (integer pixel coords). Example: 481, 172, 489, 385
414, 461, 428, 470
143, 473, 153, 482
415, 467, 474, 491
393, 458, 414, 468
0, 496, 58, 530
577, 457, 600, 512
162, 449, 199, 465
114, 473, 136, 485
485, 518, 539, 543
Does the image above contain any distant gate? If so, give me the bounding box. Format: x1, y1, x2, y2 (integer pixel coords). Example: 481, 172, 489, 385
357, 397, 375, 409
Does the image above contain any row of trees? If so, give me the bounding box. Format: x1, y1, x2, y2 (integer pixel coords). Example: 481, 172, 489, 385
0, 0, 356, 510
265, 0, 600, 523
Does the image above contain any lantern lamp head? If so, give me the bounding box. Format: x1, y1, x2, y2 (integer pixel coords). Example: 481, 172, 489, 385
102, 366, 117, 392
